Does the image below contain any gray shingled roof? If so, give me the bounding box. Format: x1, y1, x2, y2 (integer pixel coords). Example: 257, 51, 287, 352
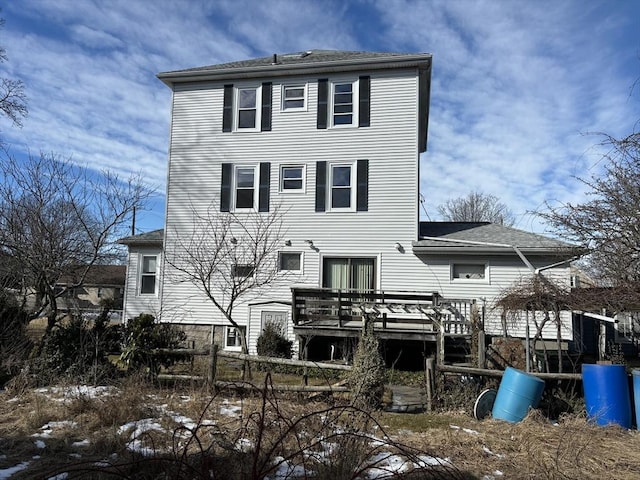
159, 50, 431, 77
414, 222, 581, 256
118, 229, 164, 246
157, 50, 432, 86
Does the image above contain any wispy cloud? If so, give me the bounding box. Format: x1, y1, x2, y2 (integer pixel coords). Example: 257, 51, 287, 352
1, 0, 638, 233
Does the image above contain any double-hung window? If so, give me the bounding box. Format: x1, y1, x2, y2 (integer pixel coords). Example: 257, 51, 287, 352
225, 326, 244, 349
317, 76, 369, 129
235, 166, 257, 210
333, 82, 355, 126
280, 165, 304, 192
315, 160, 368, 213
282, 84, 306, 111
221, 162, 271, 213
140, 255, 157, 295
223, 83, 272, 132
330, 164, 354, 210
237, 87, 258, 130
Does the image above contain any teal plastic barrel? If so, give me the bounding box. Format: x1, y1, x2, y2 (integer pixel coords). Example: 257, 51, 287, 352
492, 367, 545, 423
582, 364, 631, 428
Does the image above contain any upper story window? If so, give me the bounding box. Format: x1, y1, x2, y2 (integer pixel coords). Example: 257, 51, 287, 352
223, 83, 272, 133
221, 162, 271, 213
280, 165, 305, 192
235, 166, 257, 210
140, 255, 157, 295
282, 84, 306, 111
451, 263, 488, 282
237, 87, 259, 130
330, 164, 353, 210
315, 160, 368, 213
332, 82, 355, 126
317, 76, 369, 129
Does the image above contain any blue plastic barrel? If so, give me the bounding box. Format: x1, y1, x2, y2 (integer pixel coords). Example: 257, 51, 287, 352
633, 370, 640, 429
492, 367, 545, 423
582, 364, 631, 428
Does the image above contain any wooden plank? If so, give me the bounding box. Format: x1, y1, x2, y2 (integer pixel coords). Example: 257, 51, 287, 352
437, 364, 582, 380
218, 350, 353, 371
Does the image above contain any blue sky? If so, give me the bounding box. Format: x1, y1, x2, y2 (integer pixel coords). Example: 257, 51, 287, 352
1, 0, 639, 234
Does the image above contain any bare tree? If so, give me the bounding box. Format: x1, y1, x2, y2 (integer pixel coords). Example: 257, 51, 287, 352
0, 150, 150, 331
166, 204, 287, 355
437, 191, 515, 226
539, 132, 640, 286
0, 16, 27, 128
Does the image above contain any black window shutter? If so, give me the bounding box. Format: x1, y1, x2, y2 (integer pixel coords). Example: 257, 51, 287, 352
222, 84, 233, 132
315, 161, 326, 212
221, 163, 232, 211
317, 79, 328, 129
259, 162, 271, 212
261, 82, 272, 132
359, 76, 370, 127
356, 159, 369, 212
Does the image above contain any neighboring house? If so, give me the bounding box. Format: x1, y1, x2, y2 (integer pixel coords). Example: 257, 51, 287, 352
56, 265, 126, 321
120, 50, 581, 364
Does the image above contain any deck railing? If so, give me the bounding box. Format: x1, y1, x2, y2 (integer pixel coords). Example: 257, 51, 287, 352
291, 287, 476, 334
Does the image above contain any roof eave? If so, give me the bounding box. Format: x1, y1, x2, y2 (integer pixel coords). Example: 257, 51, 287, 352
411, 244, 578, 257
157, 55, 432, 86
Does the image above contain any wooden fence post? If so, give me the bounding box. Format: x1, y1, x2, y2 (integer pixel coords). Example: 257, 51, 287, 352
425, 357, 435, 412
208, 344, 218, 389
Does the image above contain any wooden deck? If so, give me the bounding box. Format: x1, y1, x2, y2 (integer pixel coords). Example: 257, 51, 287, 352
291, 287, 478, 342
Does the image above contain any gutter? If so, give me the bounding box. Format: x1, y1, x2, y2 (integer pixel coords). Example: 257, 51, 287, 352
415, 236, 536, 273
414, 236, 583, 275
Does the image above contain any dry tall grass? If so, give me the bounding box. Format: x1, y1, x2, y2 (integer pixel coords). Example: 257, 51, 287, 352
2, 374, 640, 479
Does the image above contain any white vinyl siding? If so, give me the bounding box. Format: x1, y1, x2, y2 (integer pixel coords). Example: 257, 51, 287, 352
160, 66, 575, 350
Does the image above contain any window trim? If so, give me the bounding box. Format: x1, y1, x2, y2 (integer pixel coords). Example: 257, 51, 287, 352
331, 79, 359, 128
232, 264, 256, 278
225, 326, 245, 351
235, 85, 261, 131
233, 165, 258, 211
450, 262, 489, 283
279, 164, 306, 193
281, 83, 307, 112
328, 162, 355, 212
139, 254, 158, 296
278, 251, 303, 272
321, 256, 377, 291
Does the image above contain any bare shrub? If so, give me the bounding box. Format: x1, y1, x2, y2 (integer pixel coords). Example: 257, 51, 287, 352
347, 315, 387, 410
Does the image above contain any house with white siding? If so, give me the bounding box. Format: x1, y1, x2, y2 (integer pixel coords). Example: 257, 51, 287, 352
120, 50, 581, 366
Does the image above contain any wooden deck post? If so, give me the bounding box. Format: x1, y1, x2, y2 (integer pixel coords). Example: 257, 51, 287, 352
436, 316, 445, 365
